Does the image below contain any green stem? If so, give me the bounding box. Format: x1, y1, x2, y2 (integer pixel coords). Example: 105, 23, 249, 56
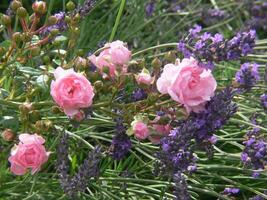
132, 43, 178, 57
109, 0, 126, 42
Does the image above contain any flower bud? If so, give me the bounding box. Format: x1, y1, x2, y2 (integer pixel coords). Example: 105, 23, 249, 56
93, 80, 104, 90
32, 1, 47, 15
72, 111, 85, 122
75, 57, 87, 69
16, 7, 28, 18
66, 1, 76, 11
64, 16, 71, 23
151, 57, 162, 69
19, 102, 33, 114
48, 16, 57, 25
21, 33, 31, 42
51, 106, 61, 114
73, 14, 81, 23
12, 32, 22, 44
1, 129, 15, 142
1, 15, 12, 26
42, 55, 50, 64
11, 0, 22, 11
77, 49, 84, 56
50, 28, 59, 36
164, 51, 176, 63
29, 46, 41, 57
29, 110, 41, 122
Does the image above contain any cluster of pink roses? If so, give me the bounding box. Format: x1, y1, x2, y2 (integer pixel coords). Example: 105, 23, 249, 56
8, 40, 217, 176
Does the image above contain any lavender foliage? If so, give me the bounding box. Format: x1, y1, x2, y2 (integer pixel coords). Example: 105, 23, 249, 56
235, 63, 260, 91
202, 9, 228, 26
145, 1, 156, 17
260, 94, 267, 113
57, 132, 102, 198
155, 88, 237, 198
178, 26, 256, 69
72, 0, 97, 18
109, 118, 132, 160
241, 117, 267, 177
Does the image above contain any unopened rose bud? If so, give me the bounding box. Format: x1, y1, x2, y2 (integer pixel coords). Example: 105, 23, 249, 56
164, 51, 176, 63
77, 49, 84, 57
11, 0, 22, 11
48, 16, 57, 25
29, 46, 41, 56
1, 15, 12, 26
12, 32, 22, 43
64, 16, 71, 23
29, 110, 41, 121
19, 102, 33, 113
21, 33, 31, 42
42, 55, 50, 64
50, 28, 59, 36
75, 57, 87, 69
16, 7, 28, 18
32, 1, 47, 15
2, 129, 15, 142
93, 80, 104, 90
151, 57, 162, 69
51, 106, 61, 114
72, 111, 85, 122
66, 1, 76, 11
43, 120, 53, 131
73, 14, 81, 23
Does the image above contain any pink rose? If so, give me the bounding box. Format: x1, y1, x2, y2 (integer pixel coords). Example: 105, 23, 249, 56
89, 40, 131, 77
149, 124, 171, 144
133, 121, 150, 140
8, 134, 50, 175
50, 67, 94, 117
136, 68, 154, 85
156, 57, 217, 113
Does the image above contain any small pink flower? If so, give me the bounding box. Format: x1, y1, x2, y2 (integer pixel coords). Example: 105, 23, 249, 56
135, 68, 154, 85
149, 124, 171, 144
156, 57, 217, 113
8, 134, 50, 175
50, 67, 94, 117
89, 40, 131, 77
133, 121, 150, 140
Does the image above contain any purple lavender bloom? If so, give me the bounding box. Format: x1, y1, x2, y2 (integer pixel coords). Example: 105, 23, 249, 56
72, 0, 97, 18
223, 187, 240, 195
241, 116, 267, 176
131, 88, 147, 102
249, 190, 267, 200
109, 118, 132, 160
202, 9, 228, 25
260, 94, 267, 113
189, 24, 202, 38
173, 173, 190, 200
145, 1, 156, 17
246, 1, 267, 31
178, 28, 256, 69
235, 63, 260, 91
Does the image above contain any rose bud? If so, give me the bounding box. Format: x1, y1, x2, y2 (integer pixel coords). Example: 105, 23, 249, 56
135, 68, 154, 85
132, 121, 150, 140
75, 57, 87, 70
16, 7, 28, 18
8, 133, 50, 175
2, 129, 15, 142
1, 15, 11, 26
11, 1, 22, 11
32, 1, 47, 15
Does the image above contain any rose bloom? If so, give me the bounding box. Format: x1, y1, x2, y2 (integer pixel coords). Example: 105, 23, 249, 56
8, 134, 50, 175
156, 57, 217, 113
50, 67, 94, 117
133, 121, 150, 140
89, 40, 131, 77
136, 68, 154, 85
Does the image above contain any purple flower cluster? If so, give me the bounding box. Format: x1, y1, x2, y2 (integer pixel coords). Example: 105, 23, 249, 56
178, 25, 256, 69
41, 12, 68, 36
246, 2, 267, 31
249, 190, 267, 200
56, 132, 102, 198
131, 88, 147, 102
241, 117, 267, 177
72, 0, 97, 18
235, 63, 260, 91
155, 88, 237, 199
202, 9, 228, 26
223, 187, 240, 195
109, 118, 132, 160
145, 1, 156, 17
260, 94, 267, 113
173, 173, 190, 200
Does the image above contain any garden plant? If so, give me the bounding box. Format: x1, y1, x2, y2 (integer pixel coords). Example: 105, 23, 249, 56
0, 0, 267, 199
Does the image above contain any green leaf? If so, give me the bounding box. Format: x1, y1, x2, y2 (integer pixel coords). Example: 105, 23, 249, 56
36, 74, 49, 91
